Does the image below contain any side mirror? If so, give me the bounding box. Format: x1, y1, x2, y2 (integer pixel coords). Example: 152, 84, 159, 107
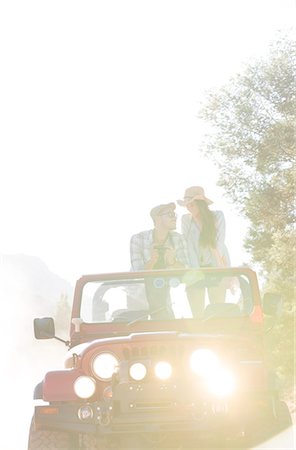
34, 317, 55, 339
262, 293, 282, 317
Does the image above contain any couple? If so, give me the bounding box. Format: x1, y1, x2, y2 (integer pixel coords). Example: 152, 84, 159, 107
130, 186, 231, 317
130, 185, 230, 271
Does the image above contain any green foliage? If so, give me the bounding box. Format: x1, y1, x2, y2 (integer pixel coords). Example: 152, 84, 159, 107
198, 30, 295, 387
265, 305, 295, 390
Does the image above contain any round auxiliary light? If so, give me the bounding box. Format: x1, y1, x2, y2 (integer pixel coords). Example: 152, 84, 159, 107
92, 352, 119, 380
129, 362, 147, 381
190, 349, 219, 376
154, 361, 172, 380
78, 405, 93, 421
74, 376, 96, 399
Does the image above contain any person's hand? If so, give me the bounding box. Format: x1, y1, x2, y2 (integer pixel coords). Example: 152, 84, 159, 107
144, 246, 160, 269
150, 246, 160, 264
164, 247, 176, 267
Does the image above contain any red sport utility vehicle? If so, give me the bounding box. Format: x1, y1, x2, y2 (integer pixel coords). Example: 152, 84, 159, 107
28, 267, 292, 449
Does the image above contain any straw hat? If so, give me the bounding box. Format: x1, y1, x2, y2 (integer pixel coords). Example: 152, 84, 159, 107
177, 186, 213, 206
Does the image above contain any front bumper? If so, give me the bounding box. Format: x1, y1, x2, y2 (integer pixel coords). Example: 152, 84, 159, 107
34, 380, 275, 440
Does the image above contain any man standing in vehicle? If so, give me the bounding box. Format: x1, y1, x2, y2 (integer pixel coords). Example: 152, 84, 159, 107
130, 203, 188, 319
130, 202, 188, 271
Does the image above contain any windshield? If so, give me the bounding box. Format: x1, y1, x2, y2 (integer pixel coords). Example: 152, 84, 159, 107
80, 270, 254, 324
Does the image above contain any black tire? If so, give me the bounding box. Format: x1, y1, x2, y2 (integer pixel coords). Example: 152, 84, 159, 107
245, 400, 293, 448
28, 417, 72, 450
275, 400, 293, 432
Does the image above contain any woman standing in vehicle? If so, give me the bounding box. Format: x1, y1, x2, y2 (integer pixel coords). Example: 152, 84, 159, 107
177, 186, 230, 268
177, 186, 231, 315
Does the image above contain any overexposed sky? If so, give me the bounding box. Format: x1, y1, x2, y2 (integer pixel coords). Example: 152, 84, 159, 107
0, 0, 295, 283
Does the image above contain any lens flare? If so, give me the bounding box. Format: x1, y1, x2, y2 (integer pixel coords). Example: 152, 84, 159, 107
190, 349, 219, 376
154, 361, 172, 380
207, 368, 236, 397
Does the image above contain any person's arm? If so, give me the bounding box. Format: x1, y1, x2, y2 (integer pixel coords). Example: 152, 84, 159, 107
144, 246, 159, 270
130, 233, 159, 270
166, 234, 189, 268
163, 247, 179, 268
130, 234, 145, 271
166, 256, 186, 269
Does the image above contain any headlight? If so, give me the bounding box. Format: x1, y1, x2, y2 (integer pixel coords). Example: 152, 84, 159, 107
129, 362, 147, 381
154, 361, 172, 380
207, 368, 236, 397
74, 376, 96, 399
190, 349, 219, 376
92, 352, 119, 380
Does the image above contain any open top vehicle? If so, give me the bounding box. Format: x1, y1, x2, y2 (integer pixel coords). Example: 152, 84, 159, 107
28, 267, 292, 449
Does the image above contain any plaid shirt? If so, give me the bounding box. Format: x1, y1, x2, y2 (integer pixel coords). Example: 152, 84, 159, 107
130, 229, 189, 271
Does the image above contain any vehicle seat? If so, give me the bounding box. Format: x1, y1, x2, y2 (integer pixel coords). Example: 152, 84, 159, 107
111, 309, 149, 322
203, 303, 241, 319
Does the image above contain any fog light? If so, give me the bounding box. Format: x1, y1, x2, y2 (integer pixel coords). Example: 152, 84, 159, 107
154, 361, 172, 380
74, 376, 96, 399
129, 362, 147, 381
78, 405, 93, 421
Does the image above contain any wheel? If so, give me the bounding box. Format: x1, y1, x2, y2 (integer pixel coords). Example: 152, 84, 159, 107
275, 400, 293, 432
27, 417, 100, 450
27, 417, 73, 450
245, 400, 293, 447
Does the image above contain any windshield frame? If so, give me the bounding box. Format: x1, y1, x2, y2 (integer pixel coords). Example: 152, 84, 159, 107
72, 267, 261, 324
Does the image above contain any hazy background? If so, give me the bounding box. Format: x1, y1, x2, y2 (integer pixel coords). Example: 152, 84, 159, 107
0, 1, 295, 449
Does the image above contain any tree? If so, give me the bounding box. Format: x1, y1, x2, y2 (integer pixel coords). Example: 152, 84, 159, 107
54, 293, 72, 339
198, 31, 296, 387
